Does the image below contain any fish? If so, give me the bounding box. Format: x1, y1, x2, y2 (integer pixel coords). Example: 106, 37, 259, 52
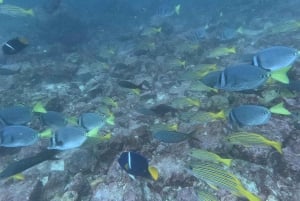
118, 151, 159, 180
180, 64, 218, 81
150, 123, 178, 133
155, 4, 180, 17
214, 64, 289, 91
0, 4, 34, 17
226, 132, 282, 154
149, 104, 178, 117
0, 66, 21, 75
207, 47, 236, 58
152, 130, 193, 143
197, 190, 218, 201
190, 162, 261, 201
2, 37, 28, 55
171, 97, 200, 109
229, 102, 291, 127
216, 27, 238, 41
0, 149, 59, 180
182, 27, 208, 42
0, 125, 38, 147
0, 105, 32, 125
78, 112, 106, 132
189, 149, 232, 166
189, 81, 218, 93
189, 110, 226, 124
201, 70, 222, 89
41, 111, 67, 128
253, 46, 299, 71
32, 103, 67, 128
267, 20, 300, 35
118, 80, 145, 94
101, 97, 118, 108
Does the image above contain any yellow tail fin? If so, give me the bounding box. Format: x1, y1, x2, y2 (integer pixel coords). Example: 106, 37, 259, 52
269, 102, 291, 115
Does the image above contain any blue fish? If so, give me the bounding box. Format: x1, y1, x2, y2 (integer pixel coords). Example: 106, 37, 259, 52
0, 125, 38, 147
229, 103, 291, 127
0, 105, 32, 125
253, 46, 299, 71
216, 64, 269, 91
48, 126, 87, 150
118, 151, 158, 180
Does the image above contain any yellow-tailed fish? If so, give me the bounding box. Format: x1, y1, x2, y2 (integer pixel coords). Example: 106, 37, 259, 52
226, 132, 282, 154
191, 162, 261, 201
269, 66, 291, 84
171, 97, 200, 109
101, 97, 118, 108
190, 110, 225, 124
189, 81, 218, 93
0, 4, 34, 17
268, 20, 300, 35
198, 190, 218, 201
207, 47, 236, 58
269, 102, 291, 115
150, 123, 178, 133
32, 102, 47, 113
190, 149, 232, 166
175, 4, 181, 15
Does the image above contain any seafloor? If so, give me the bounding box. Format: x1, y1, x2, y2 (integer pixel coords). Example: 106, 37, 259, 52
0, 1, 300, 201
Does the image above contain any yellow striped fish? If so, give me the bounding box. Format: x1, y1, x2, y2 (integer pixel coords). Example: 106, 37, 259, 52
191, 162, 261, 201
226, 132, 282, 154
0, 4, 34, 17
190, 149, 232, 166
198, 190, 218, 201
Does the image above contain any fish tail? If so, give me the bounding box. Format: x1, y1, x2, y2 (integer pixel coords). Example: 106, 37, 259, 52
229, 47, 236, 53
26, 9, 34, 16
269, 102, 291, 115
39, 128, 52, 138
99, 132, 112, 141
236, 27, 243, 34
105, 114, 115, 125
239, 188, 261, 201
270, 66, 291, 84
32, 102, 47, 113
148, 166, 159, 181
220, 158, 232, 167
175, 4, 181, 15
86, 127, 99, 138
268, 141, 282, 154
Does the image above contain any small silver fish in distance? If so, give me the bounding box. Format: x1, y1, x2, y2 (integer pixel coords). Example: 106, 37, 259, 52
48, 126, 87, 150
216, 64, 269, 91
253, 46, 299, 71
0, 125, 38, 147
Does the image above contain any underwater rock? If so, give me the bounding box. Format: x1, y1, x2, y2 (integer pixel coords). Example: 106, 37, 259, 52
66, 172, 91, 197
175, 187, 199, 201
42, 171, 69, 201
0, 179, 43, 201
64, 149, 96, 174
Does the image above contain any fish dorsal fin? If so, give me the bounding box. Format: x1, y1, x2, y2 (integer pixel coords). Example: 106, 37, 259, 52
33, 102, 47, 113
